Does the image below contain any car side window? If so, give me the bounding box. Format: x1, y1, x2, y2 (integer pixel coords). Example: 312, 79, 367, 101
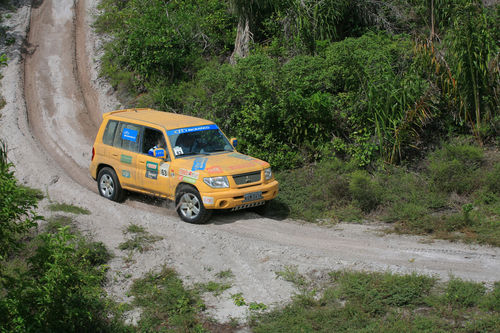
112, 122, 141, 152
102, 120, 118, 146
142, 127, 168, 159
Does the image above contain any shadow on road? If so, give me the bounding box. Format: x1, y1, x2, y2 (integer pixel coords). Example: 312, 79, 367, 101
124, 191, 291, 225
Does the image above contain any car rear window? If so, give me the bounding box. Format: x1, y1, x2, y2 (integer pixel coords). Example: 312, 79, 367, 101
112, 122, 141, 152
102, 120, 118, 146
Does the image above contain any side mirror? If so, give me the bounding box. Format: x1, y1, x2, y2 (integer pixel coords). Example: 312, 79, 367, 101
153, 148, 167, 159
230, 138, 238, 148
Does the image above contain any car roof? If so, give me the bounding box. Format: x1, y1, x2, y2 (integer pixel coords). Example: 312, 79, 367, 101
103, 108, 214, 131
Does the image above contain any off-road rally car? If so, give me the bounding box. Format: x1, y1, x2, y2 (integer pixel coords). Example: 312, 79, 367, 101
90, 108, 279, 223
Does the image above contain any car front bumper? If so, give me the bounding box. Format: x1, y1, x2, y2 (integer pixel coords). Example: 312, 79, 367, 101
200, 180, 279, 210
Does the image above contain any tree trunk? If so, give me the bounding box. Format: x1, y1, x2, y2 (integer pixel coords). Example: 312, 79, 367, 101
230, 17, 252, 65
430, 0, 435, 40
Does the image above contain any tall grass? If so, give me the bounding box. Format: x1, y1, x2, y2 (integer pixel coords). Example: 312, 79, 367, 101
444, 1, 498, 141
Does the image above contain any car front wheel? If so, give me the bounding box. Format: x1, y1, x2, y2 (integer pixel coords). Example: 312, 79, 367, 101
175, 184, 212, 224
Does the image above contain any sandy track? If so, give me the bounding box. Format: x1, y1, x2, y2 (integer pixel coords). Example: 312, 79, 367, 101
1, 0, 498, 323
24, 0, 96, 188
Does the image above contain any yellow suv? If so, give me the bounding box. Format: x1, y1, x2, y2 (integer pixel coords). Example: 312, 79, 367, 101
90, 108, 279, 223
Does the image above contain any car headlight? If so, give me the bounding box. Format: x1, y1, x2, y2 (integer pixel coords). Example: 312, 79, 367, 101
204, 176, 229, 188
264, 167, 272, 180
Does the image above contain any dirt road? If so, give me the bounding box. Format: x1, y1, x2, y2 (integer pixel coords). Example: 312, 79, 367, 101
1, 0, 498, 323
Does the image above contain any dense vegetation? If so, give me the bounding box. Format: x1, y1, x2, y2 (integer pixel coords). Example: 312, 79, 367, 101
274, 138, 500, 246
0, 222, 121, 332
0, 140, 122, 332
96, 0, 499, 243
96, 0, 499, 167
1, 1, 498, 331
0, 141, 209, 331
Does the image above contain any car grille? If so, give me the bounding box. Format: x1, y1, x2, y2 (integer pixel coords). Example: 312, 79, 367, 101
232, 171, 261, 185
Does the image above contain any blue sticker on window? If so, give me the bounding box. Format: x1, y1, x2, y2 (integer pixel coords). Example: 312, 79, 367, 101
192, 157, 208, 171
122, 128, 138, 142
167, 124, 218, 136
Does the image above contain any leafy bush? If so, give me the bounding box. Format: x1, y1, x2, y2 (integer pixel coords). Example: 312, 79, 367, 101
349, 170, 381, 213
172, 32, 427, 168
97, 0, 235, 85
427, 140, 484, 194
0, 140, 41, 260
130, 267, 205, 331
470, 216, 500, 247
0, 142, 122, 332
25, 228, 109, 331
0, 226, 120, 332
379, 166, 447, 222
481, 282, 500, 312
273, 157, 357, 221
333, 271, 435, 310
484, 162, 500, 194
443, 278, 486, 308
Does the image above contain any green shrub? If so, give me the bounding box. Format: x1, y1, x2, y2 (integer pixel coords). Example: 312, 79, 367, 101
0, 140, 41, 260
428, 141, 484, 194
1, 227, 116, 332
484, 163, 500, 194
0, 142, 121, 331
97, 0, 235, 84
119, 224, 162, 253
349, 170, 381, 213
481, 282, 500, 312
166, 32, 426, 169
379, 167, 446, 222
334, 271, 435, 311
443, 278, 485, 308
471, 217, 500, 247
130, 267, 205, 331
274, 157, 355, 221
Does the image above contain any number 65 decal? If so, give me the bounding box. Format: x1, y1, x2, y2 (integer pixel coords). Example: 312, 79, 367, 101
160, 163, 169, 177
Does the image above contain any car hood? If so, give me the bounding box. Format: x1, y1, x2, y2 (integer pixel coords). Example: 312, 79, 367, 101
172, 152, 269, 176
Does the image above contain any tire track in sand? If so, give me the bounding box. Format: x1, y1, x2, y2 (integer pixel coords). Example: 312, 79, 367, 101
24, 0, 96, 189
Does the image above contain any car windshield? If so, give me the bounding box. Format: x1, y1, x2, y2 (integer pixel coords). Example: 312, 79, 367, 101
167, 125, 234, 158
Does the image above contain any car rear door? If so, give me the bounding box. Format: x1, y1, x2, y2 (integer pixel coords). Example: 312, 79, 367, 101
108, 121, 141, 187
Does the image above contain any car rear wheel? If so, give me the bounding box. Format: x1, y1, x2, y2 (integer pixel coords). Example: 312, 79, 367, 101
97, 167, 125, 202
175, 184, 212, 224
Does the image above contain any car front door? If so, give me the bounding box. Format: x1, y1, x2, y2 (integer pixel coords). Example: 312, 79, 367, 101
137, 127, 171, 197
